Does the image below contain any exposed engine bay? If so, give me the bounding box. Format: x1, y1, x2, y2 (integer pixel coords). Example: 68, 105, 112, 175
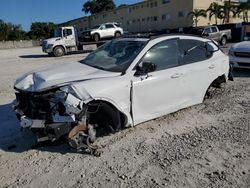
13, 87, 125, 155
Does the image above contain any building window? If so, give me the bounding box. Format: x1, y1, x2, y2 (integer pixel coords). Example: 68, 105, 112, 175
154, 16, 158, 21
142, 18, 145, 22
162, 0, 170, 4
162, 13, 171, 21
178, 11, 186, 17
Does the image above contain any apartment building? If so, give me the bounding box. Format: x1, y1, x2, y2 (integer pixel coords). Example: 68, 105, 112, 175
59, 0, 245, 33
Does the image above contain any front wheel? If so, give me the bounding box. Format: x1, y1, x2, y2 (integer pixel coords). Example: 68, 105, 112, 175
93, 34, 100, 42
53, 46, 65, 57
220, 36, 227, 46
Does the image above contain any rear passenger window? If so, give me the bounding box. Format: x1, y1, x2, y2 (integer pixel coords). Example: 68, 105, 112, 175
179, 39, 209, 64
141, 39, 180, 71
106, 24, 115, 28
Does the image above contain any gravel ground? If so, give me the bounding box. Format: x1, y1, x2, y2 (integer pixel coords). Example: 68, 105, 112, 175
0, 46, 249, 188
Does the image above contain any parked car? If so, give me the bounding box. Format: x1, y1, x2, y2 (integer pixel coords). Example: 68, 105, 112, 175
81, 22, 124, 42
13, 35, 232, 151
188, 26, 231, 45
229, 39, 250, 69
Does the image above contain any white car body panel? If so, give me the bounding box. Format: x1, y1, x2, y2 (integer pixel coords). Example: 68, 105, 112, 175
229, 41, 250, 69
15, 35, 230, 130
15, 62, 120, 92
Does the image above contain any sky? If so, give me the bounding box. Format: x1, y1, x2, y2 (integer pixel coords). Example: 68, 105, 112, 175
0, 0, 142, 31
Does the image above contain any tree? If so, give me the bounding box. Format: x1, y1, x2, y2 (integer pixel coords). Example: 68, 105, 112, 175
238, 0, 250, 22
30, 22, 55, 39
207, 2, 222, 25
188, 9, 207, 27
0, 19, 28, 41
82, 0, 116, 14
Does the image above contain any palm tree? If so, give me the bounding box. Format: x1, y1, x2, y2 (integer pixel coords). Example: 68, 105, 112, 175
188, 9, 207, 27
230, 0, 250, 22
207, 2, 222, 25
239, 0, 250, 22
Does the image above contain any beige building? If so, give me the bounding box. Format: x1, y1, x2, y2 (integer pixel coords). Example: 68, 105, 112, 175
59, 0, 248, 33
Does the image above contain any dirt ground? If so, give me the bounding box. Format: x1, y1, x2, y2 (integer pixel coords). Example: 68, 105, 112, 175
0, 47, 249, 188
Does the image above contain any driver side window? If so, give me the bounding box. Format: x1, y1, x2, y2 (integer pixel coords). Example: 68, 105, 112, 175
140, 39, 180, 71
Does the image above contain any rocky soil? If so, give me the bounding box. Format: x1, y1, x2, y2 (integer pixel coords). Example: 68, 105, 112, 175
0, 47, 249, 188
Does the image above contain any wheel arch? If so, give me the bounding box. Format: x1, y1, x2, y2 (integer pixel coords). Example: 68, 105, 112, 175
86, 97, 132, 129
202, 73, 227, 100
53, 45, 67, 53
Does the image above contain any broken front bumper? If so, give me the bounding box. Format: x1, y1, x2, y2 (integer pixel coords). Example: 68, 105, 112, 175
13, 89, 87, 143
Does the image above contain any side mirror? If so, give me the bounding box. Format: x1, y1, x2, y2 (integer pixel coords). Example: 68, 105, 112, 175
135, 62, 157, 76
202, 32, 209, 37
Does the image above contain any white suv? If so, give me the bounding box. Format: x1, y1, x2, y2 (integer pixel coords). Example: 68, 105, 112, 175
14, 35, 232, 151
82, 22, 124, 42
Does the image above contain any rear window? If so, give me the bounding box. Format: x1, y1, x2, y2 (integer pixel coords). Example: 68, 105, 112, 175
179, 39, 211, 64
114, 23, 121, 27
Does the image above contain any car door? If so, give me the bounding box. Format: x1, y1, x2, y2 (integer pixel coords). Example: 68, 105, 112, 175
98, 24, 107, 38
211, 26, 220, 41
63, 28, 76, 47
178, 39, 219, 105
132, 39, 187, 125
105, 24, 115, 37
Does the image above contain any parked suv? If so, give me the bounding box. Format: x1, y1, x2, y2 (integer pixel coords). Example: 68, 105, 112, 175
81, 22, 124, 42
13, 35, 232, 151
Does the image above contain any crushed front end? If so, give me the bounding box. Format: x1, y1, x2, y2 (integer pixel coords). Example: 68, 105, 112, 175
13, 87, 98, 153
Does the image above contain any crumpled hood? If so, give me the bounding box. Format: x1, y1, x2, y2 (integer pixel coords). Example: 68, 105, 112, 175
14, 62, 120, 92
231, 41, 250, 52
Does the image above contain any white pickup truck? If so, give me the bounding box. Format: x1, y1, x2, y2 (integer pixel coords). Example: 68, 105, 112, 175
188, 26, 232, 45
42, 23, 123, 57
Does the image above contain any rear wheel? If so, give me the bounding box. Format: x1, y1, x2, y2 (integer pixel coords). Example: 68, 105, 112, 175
220, 36, 227, 46
115, 31, 121, 38
53, 46, 65, 57
93, 34, 100, 42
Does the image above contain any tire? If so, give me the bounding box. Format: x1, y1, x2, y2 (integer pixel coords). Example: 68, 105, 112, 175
93, 33, 100, 42
115, 31, 121, 38
220, 36, 227, 46
53, 46, 65, 57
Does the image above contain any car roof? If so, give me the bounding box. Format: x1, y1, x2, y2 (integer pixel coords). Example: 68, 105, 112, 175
120, 34, 210, 43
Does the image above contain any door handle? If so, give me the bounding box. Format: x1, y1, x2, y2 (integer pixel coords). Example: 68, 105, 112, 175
171, 73, 182, 78
209, 64, 215, 69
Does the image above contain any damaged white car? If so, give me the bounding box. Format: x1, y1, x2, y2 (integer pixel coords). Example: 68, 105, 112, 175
13, 35, 232, 152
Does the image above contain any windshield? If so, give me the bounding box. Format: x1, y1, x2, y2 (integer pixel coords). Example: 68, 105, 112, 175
91, 25, 100, 30
54, 28, 62, 37
79, 40, 147, 73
